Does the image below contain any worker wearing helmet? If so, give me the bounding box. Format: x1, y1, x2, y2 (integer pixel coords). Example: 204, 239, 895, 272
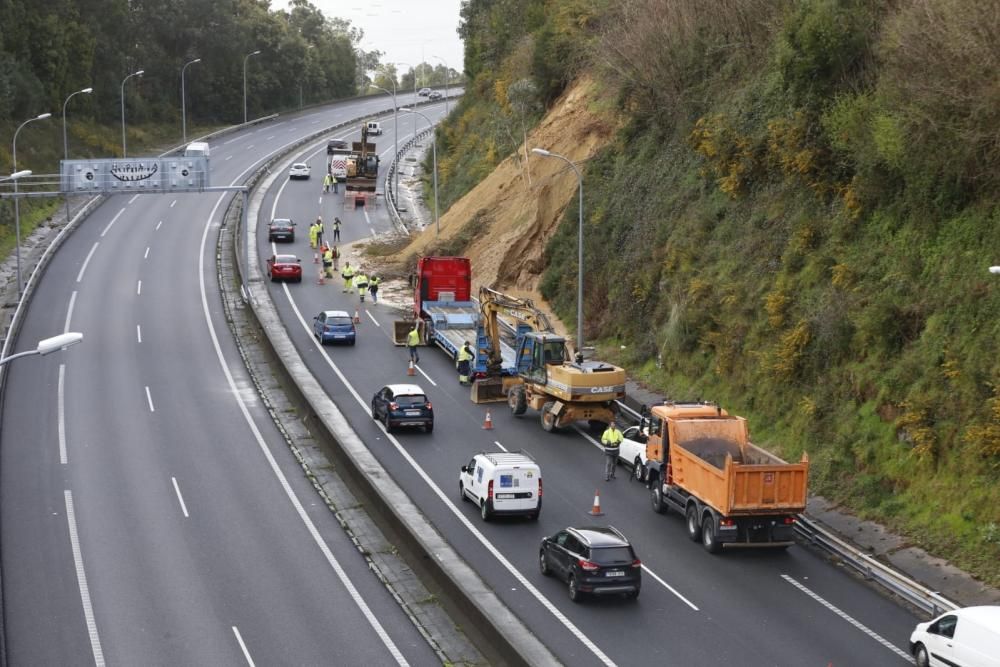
341, 261, 355, 293
601, 421, 624, 481
355, 269, 369, 303
457, 341, 474, 385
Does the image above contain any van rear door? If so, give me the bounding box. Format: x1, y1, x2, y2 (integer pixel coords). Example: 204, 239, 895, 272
492, 466, 539, 511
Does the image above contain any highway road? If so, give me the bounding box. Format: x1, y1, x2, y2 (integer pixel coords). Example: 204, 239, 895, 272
0, 97, 445, 665
256, 105, 926, 665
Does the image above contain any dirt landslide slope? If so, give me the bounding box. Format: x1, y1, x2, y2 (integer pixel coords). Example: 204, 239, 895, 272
402, 75, 616, 336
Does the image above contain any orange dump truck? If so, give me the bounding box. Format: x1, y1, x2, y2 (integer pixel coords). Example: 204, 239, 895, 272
642, 402, 809, 553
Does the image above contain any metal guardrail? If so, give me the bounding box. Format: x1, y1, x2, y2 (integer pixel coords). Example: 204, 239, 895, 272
385, 126, 436, 236
612, 398, 959, 617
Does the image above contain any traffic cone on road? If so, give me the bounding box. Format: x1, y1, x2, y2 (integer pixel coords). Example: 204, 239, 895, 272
588, 489, 605, 516
317, 267, 325, 285
482, 409, 494, 430
407, 360, 416, 376
353, 309, 361, 324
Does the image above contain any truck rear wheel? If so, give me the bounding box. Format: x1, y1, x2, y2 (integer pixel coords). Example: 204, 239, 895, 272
702, 515, 720, 554
540, 402, 558, 432
651, 487, 666, 514
508, 386, 527, 416
686, 505, 702, 542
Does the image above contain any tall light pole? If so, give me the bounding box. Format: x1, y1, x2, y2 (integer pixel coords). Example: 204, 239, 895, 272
0, 332, 83, 368
12, 113, 52, 297
394, 61, 415, 107
299, 45, 314, 109
243, 49, 261, 124
532, 148, 585, 356
431, 55, 450, 114
400, 108, 439, 235
181, 58, 201, 144
120, 69, 144, 157
62, 87, 92, 228
372, 80, 399, 203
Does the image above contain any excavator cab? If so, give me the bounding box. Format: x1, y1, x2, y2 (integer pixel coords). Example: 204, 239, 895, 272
517, 333, 568, 386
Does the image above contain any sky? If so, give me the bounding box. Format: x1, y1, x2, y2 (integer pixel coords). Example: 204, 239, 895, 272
310, 0, 466, 77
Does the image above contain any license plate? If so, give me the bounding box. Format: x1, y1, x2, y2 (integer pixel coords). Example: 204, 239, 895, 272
605, 570, 625, 577
333, 335, 345, 339
404, 410, 421, 416
496, 493, 515, 499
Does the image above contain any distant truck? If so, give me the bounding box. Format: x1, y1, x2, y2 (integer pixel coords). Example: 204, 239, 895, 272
643, 402, 809, 553
328, 148, 350, 182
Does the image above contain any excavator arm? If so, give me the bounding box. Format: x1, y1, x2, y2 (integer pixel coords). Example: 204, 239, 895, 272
478, 287, 553, 375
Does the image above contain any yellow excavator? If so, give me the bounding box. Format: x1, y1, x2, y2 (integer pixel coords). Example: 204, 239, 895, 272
472, 287, 627, 432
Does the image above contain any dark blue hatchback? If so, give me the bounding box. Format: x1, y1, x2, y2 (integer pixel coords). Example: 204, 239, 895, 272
313, 310, 356, 345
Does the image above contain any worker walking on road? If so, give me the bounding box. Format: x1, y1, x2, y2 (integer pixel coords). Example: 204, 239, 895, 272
368, 275, 380, 304
322, 245, 334, 279
457, 341, 474, 385
341, 261, 355, 293
407, 324, 421, 364
601, 421, 623, 481
332, 217, 342, 243
355, 270, 369, 303
308, 221, 318, 249
323, 172, 333, 194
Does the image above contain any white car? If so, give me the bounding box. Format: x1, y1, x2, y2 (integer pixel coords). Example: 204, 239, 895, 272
910, 606, 1000, 667
289, 162, 311, 179
617, 424, 650, 481
418, 87, 432, 96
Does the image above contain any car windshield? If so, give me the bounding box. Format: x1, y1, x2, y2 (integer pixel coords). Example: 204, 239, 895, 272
329, 316, 353, 326
272, 220, 291, 227
395, 395, 427, 407
590, 546, 634, 565
292, 163, 307, 169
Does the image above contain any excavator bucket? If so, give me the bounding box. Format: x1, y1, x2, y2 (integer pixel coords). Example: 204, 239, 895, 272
471, 377, 507, 403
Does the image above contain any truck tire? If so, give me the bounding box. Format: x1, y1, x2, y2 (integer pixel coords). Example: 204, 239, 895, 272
541, 402, 558, 432
651, 486, 666, 514
508, 386, 527, 416
702, 515, 720, 554
686, 505, 702, 542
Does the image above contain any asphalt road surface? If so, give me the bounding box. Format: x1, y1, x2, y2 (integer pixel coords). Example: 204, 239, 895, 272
255, 106, 924, 666
1, 98, 444, 666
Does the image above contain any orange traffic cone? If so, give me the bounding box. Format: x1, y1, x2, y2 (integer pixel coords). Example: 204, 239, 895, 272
353, 309, 361, 324
407, 360, 416, 376
588, 489, 605, 516
317, 267, 325, 285
482, 409, 494, 430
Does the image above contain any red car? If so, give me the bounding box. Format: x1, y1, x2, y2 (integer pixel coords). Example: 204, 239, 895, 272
266, 254, 302, 282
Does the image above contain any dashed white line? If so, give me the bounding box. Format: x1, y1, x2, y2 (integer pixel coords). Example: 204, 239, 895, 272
58, 364, 67, 465
246, 144, 255, 150
365, 310, 380, 327
76, 242, 99, 283
156, 220, 163, 230
232, 627, 254, 667
101, 208, 125, 237
128, 194, 140, 204
414, 363, 437, 387
493, 440, 508, 452
223, 137, 240, 145
266, 135, 275, 140
65, 490, 105, 666
225, 155, 233, 161
136, 280, 142, 295
145, 386, 155, 412
64, 290, 77, 333
781, 574, 911, 661
171, 477, 190, 518
170, 199, 177, 208
144, 247, 150, 259
136, 324, 142, 343
641, 565, 699, 610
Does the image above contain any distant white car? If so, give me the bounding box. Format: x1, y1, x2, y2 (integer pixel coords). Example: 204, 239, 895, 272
289, 162, 311, 179
418, 87, 432, 97
617, 424, 650, 481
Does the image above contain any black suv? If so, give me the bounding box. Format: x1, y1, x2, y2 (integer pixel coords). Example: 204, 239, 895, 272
268, 218, 295, 242
539, 526, 641, 601
371, 384, 434, 433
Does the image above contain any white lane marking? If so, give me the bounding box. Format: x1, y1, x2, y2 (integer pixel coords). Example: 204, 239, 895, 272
170, 199, 177, 208
58, 364, 67, 465
224, 136, 240, 145
145, 385, 155, 412
641, 565, 699, 610
232, 626, 255, 667
365, 310, 380, 327
310, 120, 320, 124
156, 220, 163, 230
136, 280, 142, 296
414, 363, 437, 387
269, 173, 293, 220
247, 144, 255, 150
225, 155, 233, 161
317, 196, 322, 206
283, 290, 615, 666
64, 290, 77, 333
136, 325, 142, 344
493, 440, 508, 452
171, 477, 190, 518
76, 242, 99, 283
266, 135, 274, 140
144, 247, 150, 259
781, 575, 911, 660
199, 194, 409, 666
128, 194, 140, 204
65, 490, 106, 666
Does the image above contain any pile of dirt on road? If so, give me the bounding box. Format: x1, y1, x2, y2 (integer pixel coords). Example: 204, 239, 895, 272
397, 74, 617, 338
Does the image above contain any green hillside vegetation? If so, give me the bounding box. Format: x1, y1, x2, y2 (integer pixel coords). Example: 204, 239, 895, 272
440, 0, 1000, 582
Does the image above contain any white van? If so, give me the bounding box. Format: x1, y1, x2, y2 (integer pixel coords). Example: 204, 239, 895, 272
910, 605, 1000, 667
460, 452, 541, 521
184, 141, 210, 158
365, 120, 382, 136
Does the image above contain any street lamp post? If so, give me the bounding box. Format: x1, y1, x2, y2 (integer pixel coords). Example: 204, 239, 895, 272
243, 49, 261, 124
431, 55, 450, 113
12, 113, 52, 297
120, 69, 144, 157
400, 108, 439, 235
0, 332, 83, 368
181, 58, 201, 144
62, 87, 92, 229
532, 148, 585, 356
372, 80, 399, 204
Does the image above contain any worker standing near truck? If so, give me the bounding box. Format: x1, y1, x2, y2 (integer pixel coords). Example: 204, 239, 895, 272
407, 324, 421, 364
457, 341, 474, 385
341, 261, 355, 293
355, 270, 369, 303
601, 422, 623, 481
323, 172, 333, 193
